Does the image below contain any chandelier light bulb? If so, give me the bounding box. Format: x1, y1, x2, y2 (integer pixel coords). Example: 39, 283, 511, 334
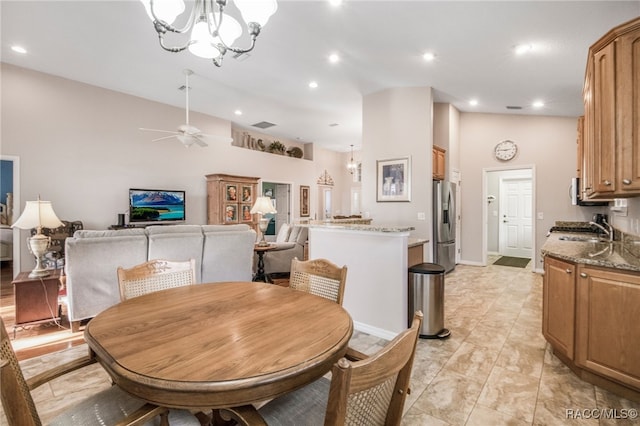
141, 0, 185, 24
189, 19, 221, 59
234, 0, 278, 27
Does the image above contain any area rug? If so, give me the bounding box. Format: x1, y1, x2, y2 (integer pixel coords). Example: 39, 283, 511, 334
493, 256, 530, 268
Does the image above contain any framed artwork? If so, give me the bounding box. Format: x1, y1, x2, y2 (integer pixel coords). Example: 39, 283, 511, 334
300, 185, 310, 217
224, 204, 238, 223
241, 204, 252, 222
226, 185, 238, 201
241, 186, 252, 203
377, 157, 411, 202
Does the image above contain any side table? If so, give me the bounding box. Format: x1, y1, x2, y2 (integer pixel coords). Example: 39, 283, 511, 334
12, 270, 62, 336
253, 244, 276, 283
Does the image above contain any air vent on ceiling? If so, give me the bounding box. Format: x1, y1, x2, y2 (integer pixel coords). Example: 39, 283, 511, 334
178, 85, 190, 91
506, 105, 523, 110
329, 123, 339, 127
252, 121, 276, 129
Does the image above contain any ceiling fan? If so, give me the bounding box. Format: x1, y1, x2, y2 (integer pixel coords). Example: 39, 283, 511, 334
140, 69, 232, 148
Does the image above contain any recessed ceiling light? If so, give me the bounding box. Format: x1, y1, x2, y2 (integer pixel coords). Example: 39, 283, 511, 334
309, 81, 318, 89
11, 45, 27, 54
422, 52, 436, 61
328, 53, 340, 64
532, 100, 545, 108
469, 99, 478, 106
328, 0, 343, 6
234, 110, 243, 116
515, 44, 533, 55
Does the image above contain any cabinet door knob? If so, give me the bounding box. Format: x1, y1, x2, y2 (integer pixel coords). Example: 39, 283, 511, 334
603, 180, 612, 186
566, 269, 572, 274
623, 179, 632, 185
580, 272, 588, 278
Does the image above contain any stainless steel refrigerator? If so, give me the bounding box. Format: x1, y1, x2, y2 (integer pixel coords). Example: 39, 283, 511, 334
433, 180, 456, 273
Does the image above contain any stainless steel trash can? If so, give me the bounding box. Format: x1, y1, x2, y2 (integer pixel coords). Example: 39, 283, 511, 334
408, 263, 450, 339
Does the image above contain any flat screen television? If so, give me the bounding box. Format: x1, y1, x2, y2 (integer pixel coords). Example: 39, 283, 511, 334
129, 189, 185, 224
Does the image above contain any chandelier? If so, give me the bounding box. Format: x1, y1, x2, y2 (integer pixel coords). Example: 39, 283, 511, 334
347, 144, 357, 175
141, 0, 278, 67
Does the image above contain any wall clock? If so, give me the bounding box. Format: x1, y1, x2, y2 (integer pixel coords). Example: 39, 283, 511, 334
494, 140, 518, 161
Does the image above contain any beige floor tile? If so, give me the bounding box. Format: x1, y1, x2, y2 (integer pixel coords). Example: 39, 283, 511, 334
495, 339, 545, 378
442, 341, 500, 383
476, 366, 540, 423
467, 404, 530, 426
410, 369, 485, 425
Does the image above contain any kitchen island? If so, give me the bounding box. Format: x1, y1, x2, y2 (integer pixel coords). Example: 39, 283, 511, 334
308, 224, 417, 339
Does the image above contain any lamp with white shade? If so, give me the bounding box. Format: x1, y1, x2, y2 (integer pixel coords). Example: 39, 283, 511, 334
250, 196, 276, 247
11, 197, 63, 278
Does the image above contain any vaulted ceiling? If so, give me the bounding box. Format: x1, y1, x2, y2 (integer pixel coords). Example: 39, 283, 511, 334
2, 1, 638, 151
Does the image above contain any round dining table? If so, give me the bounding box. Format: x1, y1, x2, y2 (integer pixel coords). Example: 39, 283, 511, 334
84, 281, 353, 409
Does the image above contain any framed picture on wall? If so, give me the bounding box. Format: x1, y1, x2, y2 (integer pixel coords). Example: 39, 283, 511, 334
377, 157, 411, 202
300, 185, 310, 217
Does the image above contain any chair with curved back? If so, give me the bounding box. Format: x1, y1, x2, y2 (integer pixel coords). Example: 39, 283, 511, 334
117, 258, 197, 301
220, 311, 424, 426
289, 257, 348, 305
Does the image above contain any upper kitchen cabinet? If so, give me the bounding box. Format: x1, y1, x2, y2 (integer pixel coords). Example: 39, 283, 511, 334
433, 146, 446, 181
583, 17, 640, 199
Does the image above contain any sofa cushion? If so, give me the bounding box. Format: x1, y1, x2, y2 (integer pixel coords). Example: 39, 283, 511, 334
289, 226, 308, 245
147, 226, 204, 282
276, 223, 291, 243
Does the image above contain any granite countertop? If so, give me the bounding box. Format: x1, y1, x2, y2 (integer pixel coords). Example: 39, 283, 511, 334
308, 223, 415, 233
541, 232, 640, 272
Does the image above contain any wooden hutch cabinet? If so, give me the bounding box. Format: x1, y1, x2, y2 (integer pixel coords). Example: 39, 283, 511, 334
206, 174, 260, 229
582, 17, 640, 198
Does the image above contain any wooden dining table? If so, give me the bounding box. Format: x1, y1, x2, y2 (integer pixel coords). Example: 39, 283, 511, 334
84, 281, 353, 410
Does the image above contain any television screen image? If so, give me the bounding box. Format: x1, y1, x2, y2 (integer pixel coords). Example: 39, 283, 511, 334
129, 189, 185, 223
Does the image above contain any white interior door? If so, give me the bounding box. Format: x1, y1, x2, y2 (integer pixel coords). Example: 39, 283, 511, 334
499, 177, 533, 258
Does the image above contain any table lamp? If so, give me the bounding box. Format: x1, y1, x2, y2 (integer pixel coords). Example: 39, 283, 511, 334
250, 196, 277, 247
12, 197, 64, 278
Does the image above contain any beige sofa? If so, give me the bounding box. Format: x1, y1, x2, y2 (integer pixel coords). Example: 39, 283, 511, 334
258, 223, 308, 275
65, 224, 256, 331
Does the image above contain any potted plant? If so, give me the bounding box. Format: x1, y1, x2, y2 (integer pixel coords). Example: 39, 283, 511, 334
268, 141, 286, 155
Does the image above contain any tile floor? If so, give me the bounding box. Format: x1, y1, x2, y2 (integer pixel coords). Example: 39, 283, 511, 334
7, 259, 640, 425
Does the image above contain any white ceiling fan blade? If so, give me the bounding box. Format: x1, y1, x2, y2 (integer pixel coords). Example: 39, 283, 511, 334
152, 134, 179, 142
140, 127, 179, 134
194, 138, 209, 148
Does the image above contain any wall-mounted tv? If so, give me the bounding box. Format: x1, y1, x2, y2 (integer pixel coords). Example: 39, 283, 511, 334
129, 189, 185, 224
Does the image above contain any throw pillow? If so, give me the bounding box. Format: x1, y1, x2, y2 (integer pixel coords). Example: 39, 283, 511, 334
276, 223, 291, 243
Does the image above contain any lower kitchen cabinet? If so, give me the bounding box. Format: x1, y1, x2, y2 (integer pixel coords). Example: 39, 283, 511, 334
543, 256, 640, 399
576, 265, 640, 390
543, 256, 576, 359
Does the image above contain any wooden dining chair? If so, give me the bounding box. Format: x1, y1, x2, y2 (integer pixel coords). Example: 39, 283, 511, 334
117, 258, 197, 301
289, 257, 348, 305
0, 317, 172, 426
220, 311, 424, 426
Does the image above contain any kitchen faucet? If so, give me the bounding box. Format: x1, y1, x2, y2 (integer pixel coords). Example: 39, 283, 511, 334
589, 220, 614, 241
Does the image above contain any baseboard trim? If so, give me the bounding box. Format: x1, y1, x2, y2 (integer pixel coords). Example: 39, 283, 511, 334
458, 260, 485, 267
353, 321, 398, 341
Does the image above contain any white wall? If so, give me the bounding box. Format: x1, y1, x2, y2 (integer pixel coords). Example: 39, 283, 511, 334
0, 63, 348, 271
459, 113, 609, 269
361, 87, 434, 240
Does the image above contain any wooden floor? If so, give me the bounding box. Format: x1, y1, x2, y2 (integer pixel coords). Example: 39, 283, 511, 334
1, 262, 85, 361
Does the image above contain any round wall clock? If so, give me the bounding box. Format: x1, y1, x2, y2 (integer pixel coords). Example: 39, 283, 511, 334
494, 140, 518, 161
